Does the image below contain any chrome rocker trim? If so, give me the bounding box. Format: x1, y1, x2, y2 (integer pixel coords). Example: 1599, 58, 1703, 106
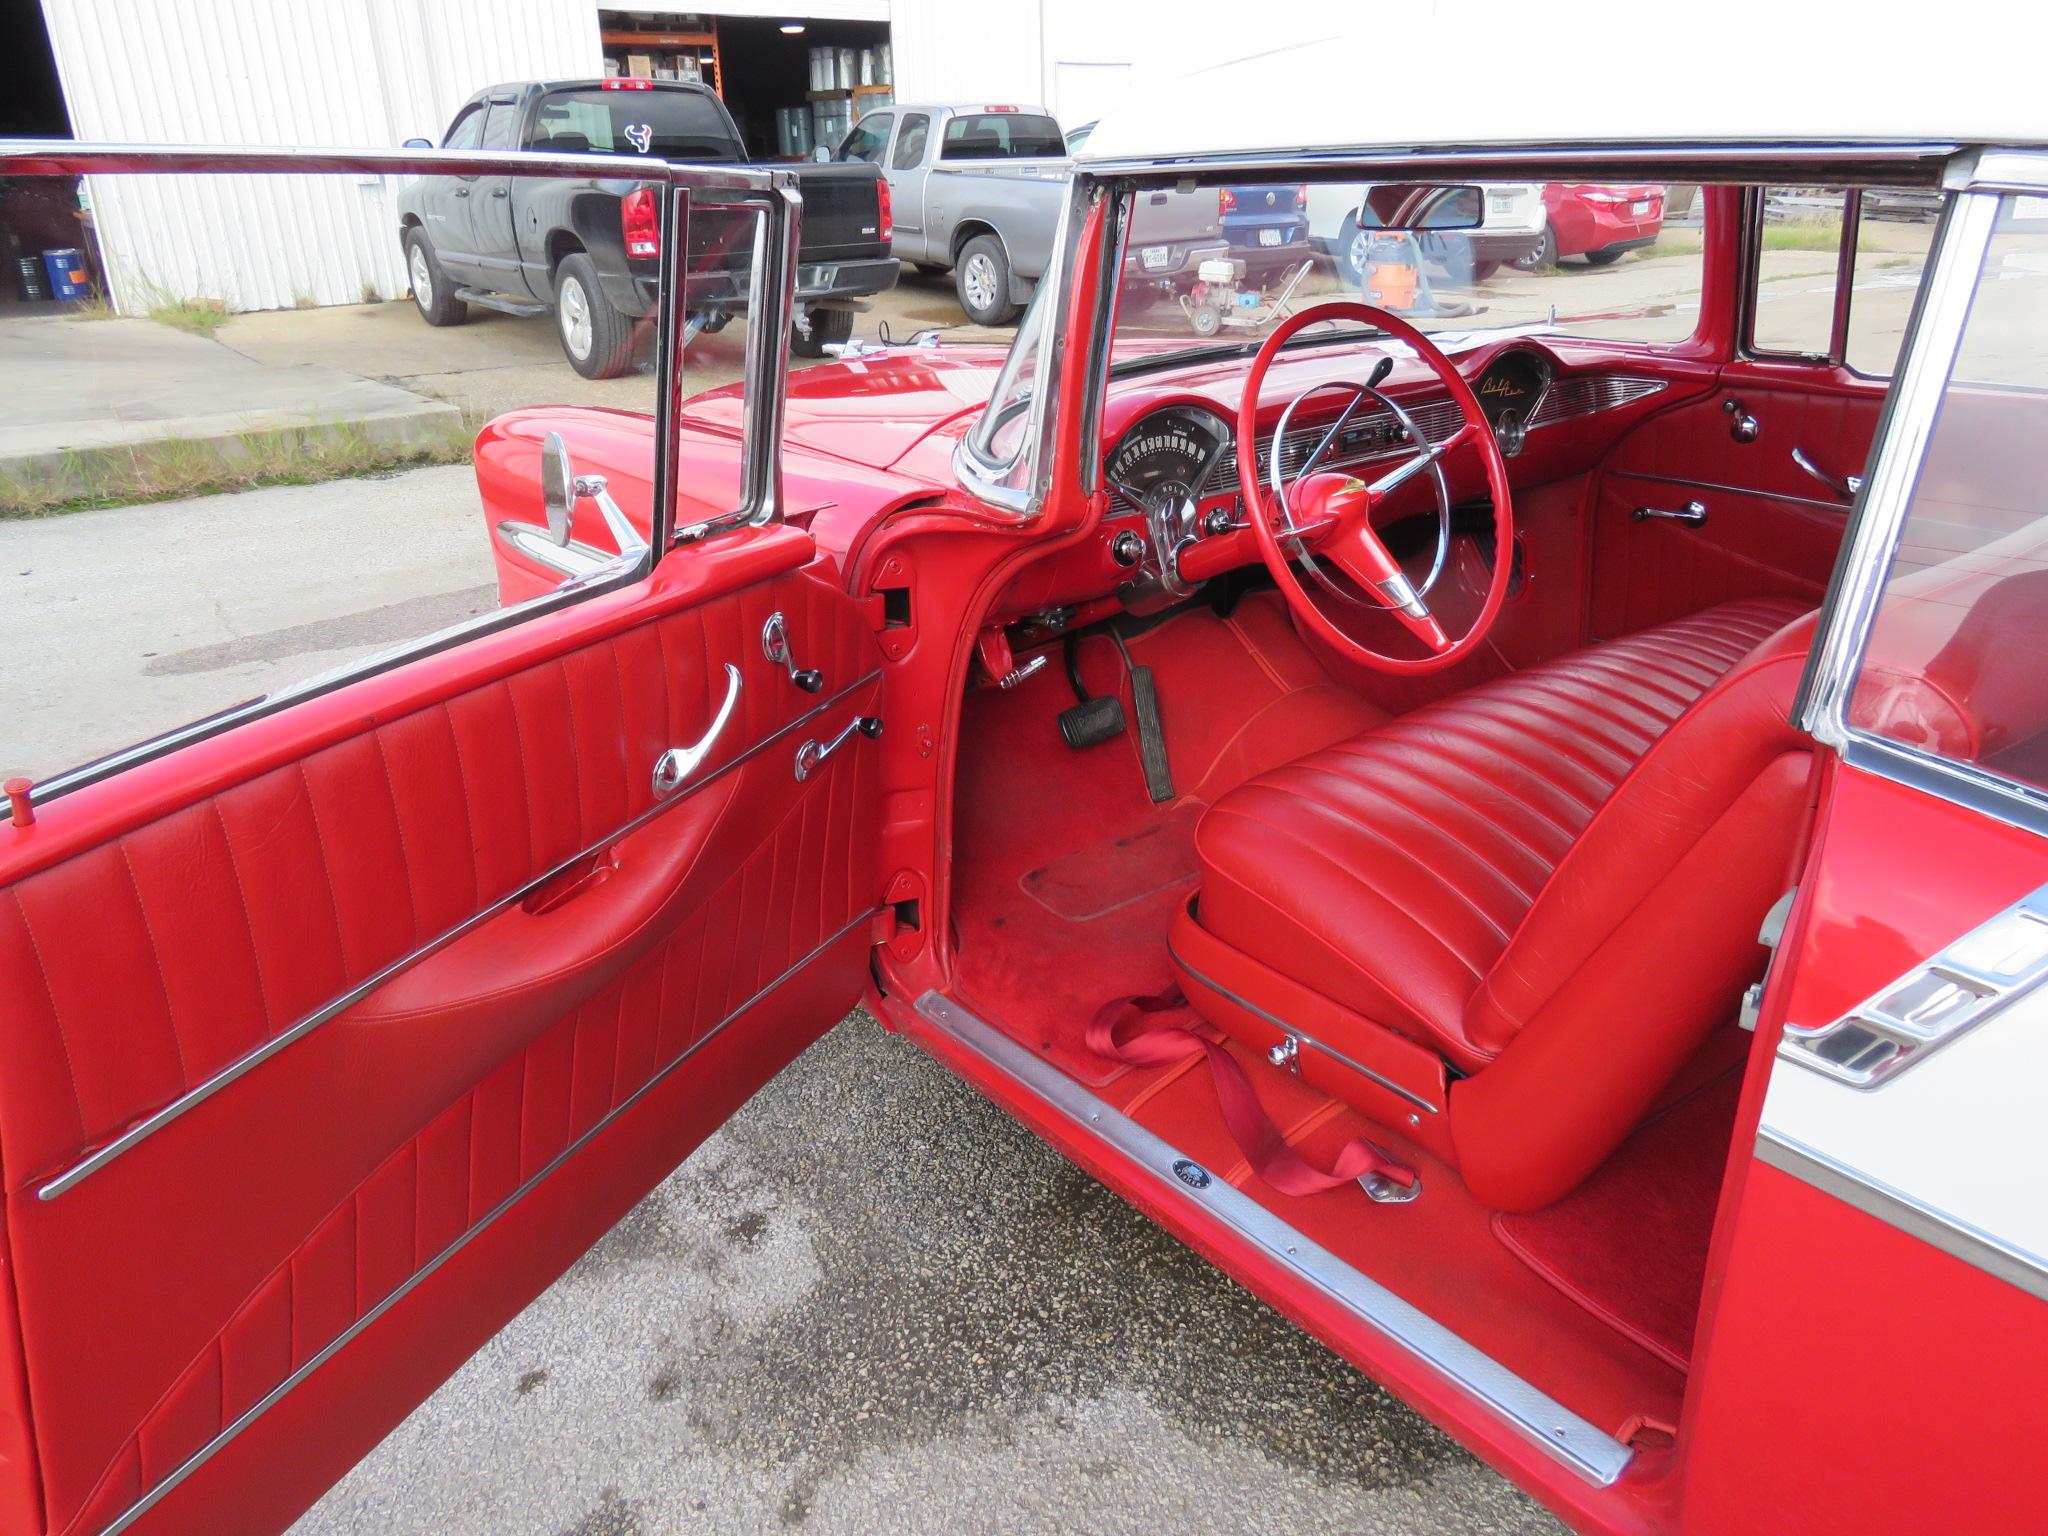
37, 668, 883, 1200
94, 906, 880, 1536
913, 990, 1634, 1488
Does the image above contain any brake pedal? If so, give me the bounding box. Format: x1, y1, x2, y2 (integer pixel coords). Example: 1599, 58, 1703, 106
1058, 631, 1127, 748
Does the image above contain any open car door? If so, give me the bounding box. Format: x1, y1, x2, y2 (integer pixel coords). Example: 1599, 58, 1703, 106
0, 149, 882, 1536
1681, 160, 2048, 1535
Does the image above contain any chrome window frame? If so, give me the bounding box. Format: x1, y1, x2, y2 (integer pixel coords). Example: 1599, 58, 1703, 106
0, 142, 793, 808
1796, 148, 2048, 839
953, 174, 1091, 516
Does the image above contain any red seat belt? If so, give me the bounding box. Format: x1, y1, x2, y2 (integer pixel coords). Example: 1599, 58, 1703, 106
1087, 989, 1417, 1199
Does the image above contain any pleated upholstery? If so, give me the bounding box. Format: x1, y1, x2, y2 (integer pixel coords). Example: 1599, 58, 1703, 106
1194, 598, 1807, 1070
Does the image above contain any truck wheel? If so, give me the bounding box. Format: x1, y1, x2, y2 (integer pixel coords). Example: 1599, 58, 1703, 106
405, 229, 468, 326
1584, 246, 1627, 267
554, 252, 634, 379
1470, 258, 1502, 282
955, 235, 1018, 326
791, 306, 854, 358
1338, 216, 1372, 287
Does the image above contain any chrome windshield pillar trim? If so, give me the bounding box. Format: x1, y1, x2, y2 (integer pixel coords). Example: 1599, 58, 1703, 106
913, 990, 1628, 1486
1756, 1128, 2048, 1306
35, 666, 881, 1201
90, 906, 880, 1536
1796, 186, 1994, 750
1170, 947, 1439, 1113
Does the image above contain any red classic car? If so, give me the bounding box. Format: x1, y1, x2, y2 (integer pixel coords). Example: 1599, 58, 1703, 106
3, 35, 2048, 1536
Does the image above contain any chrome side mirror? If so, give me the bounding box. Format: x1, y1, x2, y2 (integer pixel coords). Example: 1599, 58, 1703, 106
540, 430, 576, 546
402, 136, 434, 150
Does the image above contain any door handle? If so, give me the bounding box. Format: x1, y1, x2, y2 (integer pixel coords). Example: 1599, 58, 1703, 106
1792, 446, 1864, 501
490, 185, 509, 198
1633, 500, 1708, 527
794, 715, 882, 782
454, 185, 472, 198
652, 664, 742, 797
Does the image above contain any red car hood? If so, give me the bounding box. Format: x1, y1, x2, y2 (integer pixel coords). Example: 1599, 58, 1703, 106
684, 345, 1010, 490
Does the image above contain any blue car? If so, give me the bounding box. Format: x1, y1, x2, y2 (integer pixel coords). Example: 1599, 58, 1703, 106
1218, 182, 1310, 277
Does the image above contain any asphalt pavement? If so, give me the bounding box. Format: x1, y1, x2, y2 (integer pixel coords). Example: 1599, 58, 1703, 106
291, 1012, 1564, 1536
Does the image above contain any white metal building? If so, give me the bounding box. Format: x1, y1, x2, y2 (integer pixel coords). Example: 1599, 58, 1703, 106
33, 0, 1356, 317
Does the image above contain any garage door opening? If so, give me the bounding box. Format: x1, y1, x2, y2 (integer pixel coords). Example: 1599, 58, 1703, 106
598, 9, 893, 161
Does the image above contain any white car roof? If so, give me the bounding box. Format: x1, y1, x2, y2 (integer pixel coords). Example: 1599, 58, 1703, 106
1074, 11, 2048, 165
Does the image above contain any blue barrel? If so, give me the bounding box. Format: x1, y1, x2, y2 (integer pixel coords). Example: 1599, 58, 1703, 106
40, 248, 91, 302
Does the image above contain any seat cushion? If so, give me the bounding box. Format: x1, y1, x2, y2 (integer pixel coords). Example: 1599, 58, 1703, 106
1192, 598, 1807, 1071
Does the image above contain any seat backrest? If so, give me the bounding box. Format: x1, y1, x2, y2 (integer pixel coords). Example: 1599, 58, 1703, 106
1450, 616, 1817, 1211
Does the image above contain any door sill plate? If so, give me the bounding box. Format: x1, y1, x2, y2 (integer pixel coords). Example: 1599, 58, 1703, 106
913, 990, 1635, 1489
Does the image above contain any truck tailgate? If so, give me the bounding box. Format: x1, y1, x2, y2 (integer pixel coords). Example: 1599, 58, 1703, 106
792, 164, 887, 262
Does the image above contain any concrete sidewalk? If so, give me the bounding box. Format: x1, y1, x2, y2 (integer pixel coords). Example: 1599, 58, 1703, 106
0, 313, 461, 487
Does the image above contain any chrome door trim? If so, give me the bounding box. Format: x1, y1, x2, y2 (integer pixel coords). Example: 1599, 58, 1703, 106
1170, 947, 1440, 1114
92, 906, 879, 1536
1756, 1128, 2048, 1306
913, 990, 1632, 1487
36, 667, 882, 1200
1608, 469, 1851, 516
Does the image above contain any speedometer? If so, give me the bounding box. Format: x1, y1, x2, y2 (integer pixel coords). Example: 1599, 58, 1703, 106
1105, 407, 1229, 511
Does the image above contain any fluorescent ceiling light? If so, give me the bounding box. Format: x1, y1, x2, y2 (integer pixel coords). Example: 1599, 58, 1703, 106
780, 22, 805, 33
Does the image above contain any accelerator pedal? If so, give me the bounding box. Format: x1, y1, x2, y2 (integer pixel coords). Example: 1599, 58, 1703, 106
1112, 631, 1174, 803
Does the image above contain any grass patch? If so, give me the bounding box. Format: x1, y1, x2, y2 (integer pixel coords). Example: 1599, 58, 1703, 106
1760, 221, 1845, 252
0, 411, 486, 519
69, 285, 119, 321
1650, 229, 1704, 258
148, 295, 232, 336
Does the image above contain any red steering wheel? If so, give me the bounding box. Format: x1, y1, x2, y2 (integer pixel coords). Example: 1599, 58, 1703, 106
1236, 301, 1515, 674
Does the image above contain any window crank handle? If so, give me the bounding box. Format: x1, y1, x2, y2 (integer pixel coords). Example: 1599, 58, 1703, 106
794, 715, 883, 782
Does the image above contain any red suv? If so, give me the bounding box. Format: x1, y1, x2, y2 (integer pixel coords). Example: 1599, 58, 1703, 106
1519, 182, 1666, 267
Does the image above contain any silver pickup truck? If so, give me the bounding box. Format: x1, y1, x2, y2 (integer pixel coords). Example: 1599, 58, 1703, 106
834, 104, 1225, 326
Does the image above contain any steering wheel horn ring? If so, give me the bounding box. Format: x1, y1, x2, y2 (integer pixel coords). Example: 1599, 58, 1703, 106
1236, 300, 1516, 675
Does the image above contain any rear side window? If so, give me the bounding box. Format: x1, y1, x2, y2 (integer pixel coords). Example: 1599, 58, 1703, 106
532, 88, 738, 161
837, 113, 892, 165
480, 99, 520, 151
940, 113, 1064, 160
892, 113, 929, 170
1747, 185, 1935, 376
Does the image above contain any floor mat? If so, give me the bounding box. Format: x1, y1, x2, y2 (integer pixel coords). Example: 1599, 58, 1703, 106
1020, 808, 1202, 920
1492, 1070, 1743, 1372
951, 594, 1383, 1086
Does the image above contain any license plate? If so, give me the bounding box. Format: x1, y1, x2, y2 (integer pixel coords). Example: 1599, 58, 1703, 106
1140, 244, 1172, 270
1258, 227, 1283, 247
1631, 199, 1653, 216
1487, 192, 1516, 215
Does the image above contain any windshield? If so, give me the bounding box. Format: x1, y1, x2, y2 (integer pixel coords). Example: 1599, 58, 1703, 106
1110, 178, 1702, 369
533, 87, 739, 161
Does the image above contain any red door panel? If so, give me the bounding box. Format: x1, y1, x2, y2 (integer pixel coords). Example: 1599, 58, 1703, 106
1586, 376, 1879, 637
0, 527, 883, 1536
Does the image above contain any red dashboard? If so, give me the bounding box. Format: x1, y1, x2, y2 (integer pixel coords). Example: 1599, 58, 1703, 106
989, 333, 1710, 625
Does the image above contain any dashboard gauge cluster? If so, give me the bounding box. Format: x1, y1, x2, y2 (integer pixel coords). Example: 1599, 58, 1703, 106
1103, 407, 1231, 513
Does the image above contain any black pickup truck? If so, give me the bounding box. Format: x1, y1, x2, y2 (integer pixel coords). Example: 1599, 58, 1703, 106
397, 79, 896, 376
